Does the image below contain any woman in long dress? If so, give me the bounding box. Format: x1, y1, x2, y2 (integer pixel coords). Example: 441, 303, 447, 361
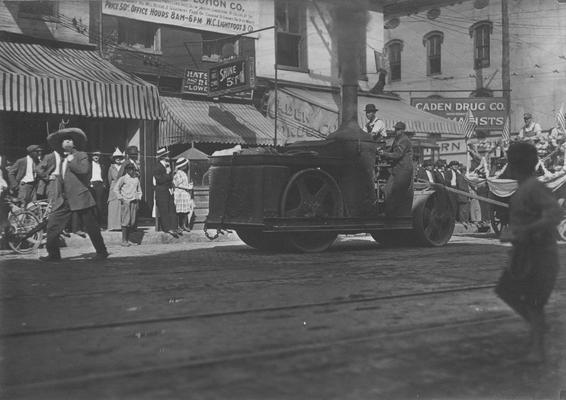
173, 157, 193, 232
107, 148, 124, 231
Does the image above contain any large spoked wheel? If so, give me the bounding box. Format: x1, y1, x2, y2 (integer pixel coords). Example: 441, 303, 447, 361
7, 211, 42, 253
557, 218, 566, 242
280, 168, 343, 253
412, 191, 455, 247
236, 228, 287, 252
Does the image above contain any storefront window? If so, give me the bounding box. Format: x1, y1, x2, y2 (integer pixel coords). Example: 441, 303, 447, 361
276, 0, 307, 70
117, 19, 160, 53
202, 33, 239, 62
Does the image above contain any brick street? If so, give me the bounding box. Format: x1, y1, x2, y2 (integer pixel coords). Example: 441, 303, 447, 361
1, 235, 565, 399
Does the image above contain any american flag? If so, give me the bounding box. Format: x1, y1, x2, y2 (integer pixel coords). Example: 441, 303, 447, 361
461, 109, 476, 140
557, 103, 566, 132
501, 115, 510, 141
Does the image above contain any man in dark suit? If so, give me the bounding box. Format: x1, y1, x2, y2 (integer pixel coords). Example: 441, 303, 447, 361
40, 129, 108, 262
416, 159, 435, 183
153, 147, 179, 238
8, 144, 41, 204
89, 150, 107, 228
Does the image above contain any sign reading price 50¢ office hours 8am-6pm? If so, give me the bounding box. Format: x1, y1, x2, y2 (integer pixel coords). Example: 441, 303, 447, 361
208, 58, 255, 97
410, 97, 509, 131
102, 0, 261, 36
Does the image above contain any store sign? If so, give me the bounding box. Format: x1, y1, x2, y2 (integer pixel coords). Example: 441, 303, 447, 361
181, 69, 208, 95
102, 0, 261, 36
208, 58, 255, 97
411, 97, 508, 131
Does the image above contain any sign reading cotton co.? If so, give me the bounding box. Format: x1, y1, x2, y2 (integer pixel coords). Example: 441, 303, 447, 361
102, 0, 260, 36
410, 97, 508, 131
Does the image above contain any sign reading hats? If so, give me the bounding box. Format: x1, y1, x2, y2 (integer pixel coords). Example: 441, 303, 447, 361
47, 128, 87, 151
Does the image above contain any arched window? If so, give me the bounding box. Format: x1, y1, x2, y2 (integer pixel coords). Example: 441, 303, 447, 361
385, 39, 403, 82
423, 31, 443, 75
469, 21, 492, 69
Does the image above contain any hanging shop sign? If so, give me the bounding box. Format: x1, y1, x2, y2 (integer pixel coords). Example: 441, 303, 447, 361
208, 57, 255, 97
410, 97, 508, 131
102, 0, 261, 36
181, 69, 208, 95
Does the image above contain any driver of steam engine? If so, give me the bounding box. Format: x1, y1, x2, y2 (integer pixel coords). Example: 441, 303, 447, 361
364, 103, 386, 143
378, 121, 414, 217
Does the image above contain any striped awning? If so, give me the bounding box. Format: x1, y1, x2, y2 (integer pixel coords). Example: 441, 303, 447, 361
159, 96, 275, 146
0, 41, 161, 120
278, 87, 462, 137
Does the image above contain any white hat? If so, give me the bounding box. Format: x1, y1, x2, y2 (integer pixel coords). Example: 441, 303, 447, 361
176, 157, 189, 169
112, 147, 124, 158
156, 146, 169, 158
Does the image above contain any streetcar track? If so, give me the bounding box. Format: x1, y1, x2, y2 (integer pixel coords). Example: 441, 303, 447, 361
1, 283, 499, 338
2, 311, 553, 391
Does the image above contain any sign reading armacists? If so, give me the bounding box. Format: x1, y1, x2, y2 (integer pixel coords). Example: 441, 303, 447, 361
410, 97, 508, 131
103, 0, 261, 36
208, 58, 255, 97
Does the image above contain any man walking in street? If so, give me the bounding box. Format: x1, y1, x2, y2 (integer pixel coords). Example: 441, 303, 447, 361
39, 128, 108, 262
8, 144, 41, 205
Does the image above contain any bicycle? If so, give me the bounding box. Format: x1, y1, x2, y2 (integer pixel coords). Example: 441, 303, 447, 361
2, 196, 45, 254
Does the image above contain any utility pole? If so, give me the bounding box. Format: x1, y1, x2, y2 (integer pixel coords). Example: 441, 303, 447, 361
501, 0, 511, 119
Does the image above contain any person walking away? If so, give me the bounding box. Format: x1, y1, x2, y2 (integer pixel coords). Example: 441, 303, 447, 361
495, 141, 562, 363
114, 163, 142, 246
378, 121, 414, 217
153, 147, 179, 238
89, 150, 107, 228
518, 113, 542, 142
8, 145, 41, 205
107, 148, 124, 231
39, 128, 108, 262
173, 157, 194, 232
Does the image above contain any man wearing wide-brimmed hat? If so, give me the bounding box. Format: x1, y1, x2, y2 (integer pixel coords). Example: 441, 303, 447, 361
153, 146, 179, 238
364, 103, 386, 141
378, 121, 414, 217
7, 144, 41, 204
40, 128, 108, 262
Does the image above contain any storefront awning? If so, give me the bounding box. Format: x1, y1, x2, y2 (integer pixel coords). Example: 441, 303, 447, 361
275, 87, 461, 138
159, 96, 275, 147
0, 41, 161, 120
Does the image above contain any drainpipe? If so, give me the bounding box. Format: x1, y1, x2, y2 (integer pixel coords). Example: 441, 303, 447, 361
501, 0, 511, 118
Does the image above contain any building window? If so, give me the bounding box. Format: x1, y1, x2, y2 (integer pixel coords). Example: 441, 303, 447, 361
386, 40, 403, 82
275, 0, 307, 70
202, 33, 240, 62
470, 21, 492, 69
423, 31, 443, 75
117, 19, 160, 53
18, 1, 58, 22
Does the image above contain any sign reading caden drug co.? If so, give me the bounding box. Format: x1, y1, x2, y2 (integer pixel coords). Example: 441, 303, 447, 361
208, 58, 255, 97
102, 0, 260, 36
410, 97, 508, 131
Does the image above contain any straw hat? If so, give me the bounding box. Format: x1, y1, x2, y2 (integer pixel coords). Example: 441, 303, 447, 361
156, 146, 169, 158
47, 128, 87, 151
176, 157, 189, 170
111, 147, 124, 158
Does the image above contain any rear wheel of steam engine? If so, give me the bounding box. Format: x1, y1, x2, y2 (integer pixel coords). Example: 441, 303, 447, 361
236, 229, 287, 252
412, 191, 455, 247
280, 168, 343, 253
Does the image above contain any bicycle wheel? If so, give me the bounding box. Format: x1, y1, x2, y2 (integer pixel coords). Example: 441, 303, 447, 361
7, 211, 42, 253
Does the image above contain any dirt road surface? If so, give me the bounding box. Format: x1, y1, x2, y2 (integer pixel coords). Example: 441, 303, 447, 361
1, 235, 565, 399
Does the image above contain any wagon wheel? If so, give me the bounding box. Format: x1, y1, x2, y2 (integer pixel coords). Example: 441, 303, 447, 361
236, 228, 288, 252
280, 168, 343, 253
7, 211, 42, 254
412, 191, 455, 247
557, 218, 566, 242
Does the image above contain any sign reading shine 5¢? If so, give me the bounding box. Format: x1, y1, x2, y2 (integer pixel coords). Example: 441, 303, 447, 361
208, 58, 255, 97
